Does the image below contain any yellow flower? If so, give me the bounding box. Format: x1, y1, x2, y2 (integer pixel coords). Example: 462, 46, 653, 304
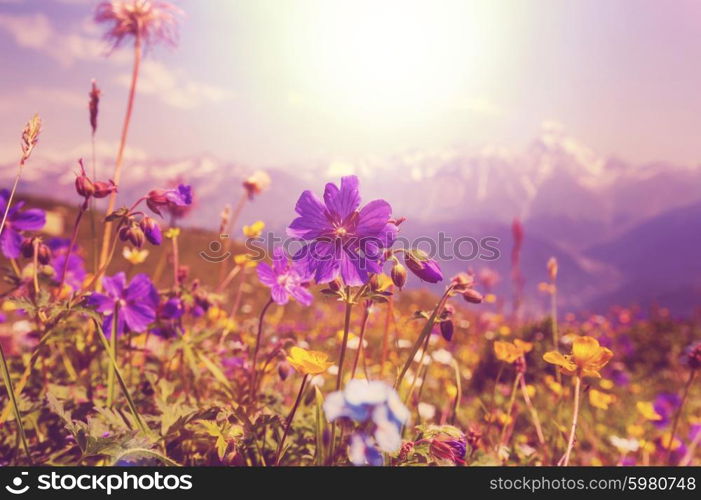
543, 336, 613, 378
165, 227, 180, 239
493, 339, 533, 364
627, 424, 645, 438
498, 325, 511, 337
636, 401, 663, 421
599, 379, 614, 390
242, 220, 265, 239
484, 293, 497, 303
286, 346, 333, 375
122, 246, 149, 265
373, 273, 393, 292
589, 389, 615, 410
233, 253, 257, 268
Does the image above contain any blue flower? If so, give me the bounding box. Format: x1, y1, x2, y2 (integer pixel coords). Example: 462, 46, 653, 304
349, 433, 384, 466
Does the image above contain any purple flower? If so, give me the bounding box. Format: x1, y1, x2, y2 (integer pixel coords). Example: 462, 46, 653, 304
256, 247, 313, 306
287, 176, 397, 286
404, 249, 443, 283
87, 273, 158, 337
140, 216, 162, 245
0, 190, 45, 258
166, 184, 193, 206
48, 238, 86, 290
161, 297, 184, 319
653, 393, 681, 429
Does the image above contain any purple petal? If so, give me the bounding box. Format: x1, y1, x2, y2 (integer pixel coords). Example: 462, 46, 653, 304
11, 208, 46, 231
272, 247, 289, 274
0, 229, 22, 259
256, 262, 277, 287
87, 293, 115, 313
103, 311, 125, 338
289, 285, 313, 306
323, 176, 360, 221
270, 285, 289, 305
125, 273, 158, 307
356, 199, 392, 237
339, 247, 367, 286
102, 272, 127, 298
122, 302, 156, 333
287, 190, 331, 239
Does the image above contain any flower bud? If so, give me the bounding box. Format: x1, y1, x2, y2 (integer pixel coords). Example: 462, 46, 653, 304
93, 180, 117, 199
547, 257, 558, 282
369, 273, 381, 291
328, 278, 342, 292
278, 361, 292, 381
439, 319, 454, 342
75, 160, 95, 198
404, 249, 443, 284
119, 224, 145, 248
20, 238, 35, 259
391, 262, 407, 289
36, 243, 51, 265
682, 341, 701, 370
462, 288, 483, 304
140, 216, 162, 245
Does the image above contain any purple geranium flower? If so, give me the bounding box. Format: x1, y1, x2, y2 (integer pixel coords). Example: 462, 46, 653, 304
87, 272, 159, 337
257, 247, 313, 306
146, 184, 193, 216
0, 189, 46, 258
47, 238, 86, 290
287, 176, 398, 286
161, 297, 184, 319
404, 249, 443, 283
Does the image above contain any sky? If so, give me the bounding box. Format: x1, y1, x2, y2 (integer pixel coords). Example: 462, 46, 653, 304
1, 0, 701, 168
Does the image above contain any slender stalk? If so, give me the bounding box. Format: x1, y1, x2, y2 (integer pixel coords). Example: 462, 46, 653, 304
171, 230, 180, 290
98, 35, 142, 279
274, 374, 308, 465
499, 372, 522, 447
551, 289, 561, 386
336, 290, 354, 391
380, 293, 394, 377
106, 304, 119, 407
560, 375, 581, 466
450, 359, 462, 425
519, 374, 545, 446
229, 268, 248, 320
249, 298, 274, 402
93, 319, 147, 433
0, 343, 31, 461
395, 286, 453, 389
58, 203, 87, 290
218, 194, 248, 282
0, 167, 23, 241
665, 369, 696, 463
350, 303, 370, 379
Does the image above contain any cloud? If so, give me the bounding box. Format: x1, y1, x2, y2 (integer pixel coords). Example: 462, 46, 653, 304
0, 12, 107, 66
117, 60, 233, 109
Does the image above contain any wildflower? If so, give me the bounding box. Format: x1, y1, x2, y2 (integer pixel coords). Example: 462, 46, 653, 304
682, 341, 701, 370
589, 389, 615, 410
139, 216, 162, 245
404, 249, 443, 283
118, 221, 145, 248
20, 114, 41, 166
287, 175, 398, 286
494, 339, 533, 364
430, 437, 466, 465
161, 297, 184, 319
324, 379, 409, 463
439, 319, 454, 341
390, 261, 407, 289
75, 159, 117, 202
652, 393, 681, 429
49, 238, 86, 290
95, 0, 182, 50
146, 184, 193, 216
122, 246, 149, 265
636, 401, 663, 421
164, 227, 180, 239
256, 247, 312, 306
89, 79, 101, 135
348, 433, 383, 466
242, 170, 271, 199
543, 336, 613, 378
547, 257, 558, 281
87, 272, 158, 337
0, 190, 45, 259
286, 346, 332, 375
233, 253, 256, 269
242, 220, 265, 239
20, 237, 51, 265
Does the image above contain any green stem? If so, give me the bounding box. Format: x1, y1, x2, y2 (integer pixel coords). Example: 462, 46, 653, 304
93, 319, 147, 433
274, 374, 308, 465
0, 343, 31, 461
250, 298, 274, 403
665, 369, 696, 463
336, 289, 354, 391
106, 303, 119, 407
0, 166, 23, 240
560, 375, 581, 466
499, 372, 522, 448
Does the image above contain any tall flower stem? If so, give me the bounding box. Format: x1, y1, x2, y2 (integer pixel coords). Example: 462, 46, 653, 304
551, 289, 561, 386
499, 372, 522, 447
0, 342, 31, 461
519, 374, 545, 446
0, 165, 24, 241
560, 375, 581, 466
274, 374, 309, 466
665, 369, 696, 463
336, 289, 354, 391
395, 286, 453, 390
58, 202, 87, 290
171, 230, 180, 290
350, 303, 370, 379
218, 194, 247, 282
249, 298, 274, 403
106, 304, 119, 407
380, 293, 394, 377
98, 35, 142, 279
